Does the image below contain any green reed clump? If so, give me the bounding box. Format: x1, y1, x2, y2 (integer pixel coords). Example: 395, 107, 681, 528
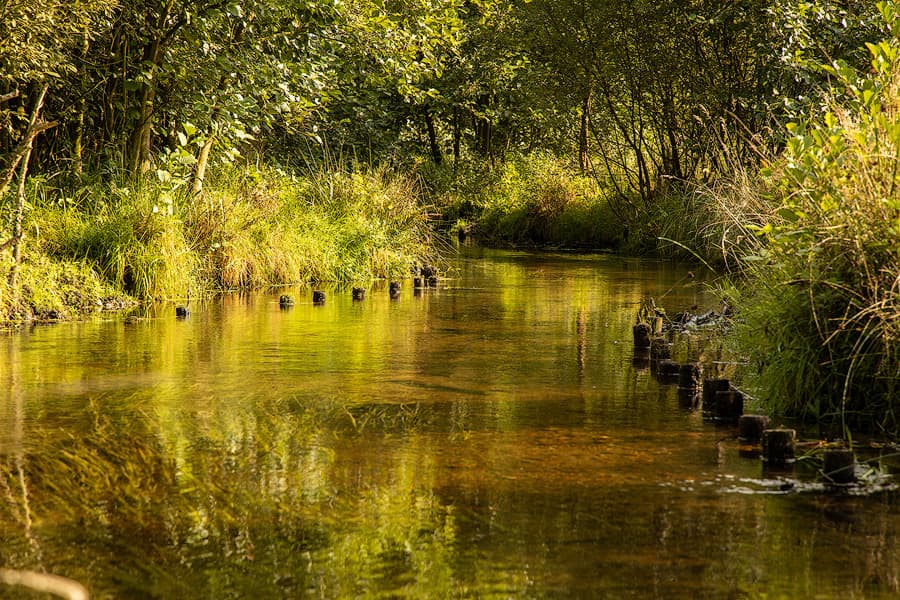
737, 4, 900, 431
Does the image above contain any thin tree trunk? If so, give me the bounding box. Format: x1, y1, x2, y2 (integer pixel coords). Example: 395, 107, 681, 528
424, 105, 442, 165
8, 147, 30, 289
452, 108, 461, 169
192, 135, 215, 195
579, 86, 591, 175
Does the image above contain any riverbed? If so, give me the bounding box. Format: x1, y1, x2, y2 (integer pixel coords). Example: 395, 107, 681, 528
2, 247, 899, 598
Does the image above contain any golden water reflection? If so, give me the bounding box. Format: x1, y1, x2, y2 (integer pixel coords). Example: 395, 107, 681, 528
1, 248, 899, 598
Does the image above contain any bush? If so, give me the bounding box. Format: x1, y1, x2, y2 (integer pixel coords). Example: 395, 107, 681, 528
738, 3, 900, 430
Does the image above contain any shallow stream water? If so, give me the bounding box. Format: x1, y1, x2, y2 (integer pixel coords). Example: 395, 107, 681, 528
2, 247, 899, 598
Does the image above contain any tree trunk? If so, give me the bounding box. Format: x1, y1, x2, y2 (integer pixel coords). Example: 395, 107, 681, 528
424, 105, 442, 165
192, 135, 215, 195
452, 108, 461, 169
579, 86, 592, 175
6, 85, 49, 288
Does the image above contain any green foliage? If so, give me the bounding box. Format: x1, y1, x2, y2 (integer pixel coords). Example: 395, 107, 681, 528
427, 153, 618, 249
739, 2, 900, 430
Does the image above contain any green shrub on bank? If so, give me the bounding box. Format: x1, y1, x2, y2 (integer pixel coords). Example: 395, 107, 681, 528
738, 2, 900, 430
425, 153, 619, 249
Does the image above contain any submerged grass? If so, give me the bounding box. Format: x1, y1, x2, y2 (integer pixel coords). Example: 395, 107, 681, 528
0, 163, 435, 322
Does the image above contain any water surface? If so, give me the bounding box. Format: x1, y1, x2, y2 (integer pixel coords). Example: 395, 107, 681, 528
2, 247, 899, 598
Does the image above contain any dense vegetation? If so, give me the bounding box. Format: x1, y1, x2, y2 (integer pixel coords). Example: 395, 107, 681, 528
2, 0, 900, 428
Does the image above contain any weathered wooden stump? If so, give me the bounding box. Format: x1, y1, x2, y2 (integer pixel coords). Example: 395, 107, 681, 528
389, 281, 401, 299
421, 264, 437, 279
714, 390, 744, 423
738, 415, 770, 443
352, 287, 365, 301
413, 277, 423, 288
427, 275, 439, 287
677, 387, 700, 409
678, 363, 701, 390
633, 323, 652, 349
312, 290, 326, 304
762, 429, 796, 465
632, 349, 650, 371
176, 305, 190, 318
656, 359, 680, 381
279, 294, 295, 308
650, 337, 670, 363
701, 378, 731, 410
822, 448, 856, 484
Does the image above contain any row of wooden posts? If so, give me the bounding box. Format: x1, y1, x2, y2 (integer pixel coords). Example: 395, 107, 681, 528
633, 322, 857, 485
174, 269, 440, 318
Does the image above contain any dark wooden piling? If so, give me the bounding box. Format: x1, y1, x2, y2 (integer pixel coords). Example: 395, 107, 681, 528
413, 277, 423, 288
677, 387, 700, 409
632, 348, 650, 371
389, 281, 401, 299
701, 378, 730, 410
352, 287, 365, 301
714, 390, 744, 423
738, 415, 770, 443
678, 363, 701, 390
313, 290, 326, 304
762, 429, 796, 465
650, 337, 670, 363
822, 448, 856, 484
427, 276, 439, 287
279, 294, 295, 308
175, 306, 190, 318
633, 323, 652, 349
656, 359, 680, 381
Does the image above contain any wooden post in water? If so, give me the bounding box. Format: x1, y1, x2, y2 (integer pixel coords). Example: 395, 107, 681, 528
822, 448, 856, 484
352, 287, 366, 301
701, 378, 730, 410
279, 294, 295, 308
413, 277, 423, 288
714, 390, 743, 423
650, 337, 670, 364
176, 305, 190, 318
313, 290, 326, 304
738, 415, 770, 443
633, 323, 651, 349
678, 363, 701, 390
656, 359, 680, 381
389, 281, 401, 299
762, 429, 796, 465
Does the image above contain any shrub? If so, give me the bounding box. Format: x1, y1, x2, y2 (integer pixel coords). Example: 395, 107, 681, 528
738, 2, 900, 430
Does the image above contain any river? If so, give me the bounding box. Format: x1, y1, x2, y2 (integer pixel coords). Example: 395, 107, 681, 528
2, 247, 899, 598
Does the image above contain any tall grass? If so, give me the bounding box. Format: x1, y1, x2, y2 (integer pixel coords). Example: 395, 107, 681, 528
731, 5, 900, 431
18, 164, 434, 309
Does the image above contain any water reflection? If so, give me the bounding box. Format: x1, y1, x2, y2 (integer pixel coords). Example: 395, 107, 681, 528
1, 247, 899, 598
